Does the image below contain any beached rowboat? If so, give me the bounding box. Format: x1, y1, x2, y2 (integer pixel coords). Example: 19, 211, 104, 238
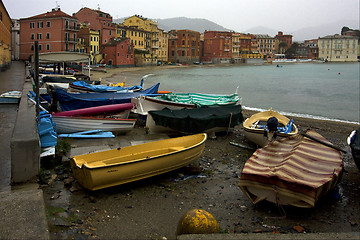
52, 116, 136, 134
238, 130, 343, 208
243, 109, 298, 147
132, 92, 240, 116
70, 133, 207, 190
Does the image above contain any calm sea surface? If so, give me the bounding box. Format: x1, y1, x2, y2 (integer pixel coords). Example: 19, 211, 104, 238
144, 63, 360, 124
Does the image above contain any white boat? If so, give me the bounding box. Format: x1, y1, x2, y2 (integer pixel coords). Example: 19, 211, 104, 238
52, 116, 136, 134
132, 92, 240, 116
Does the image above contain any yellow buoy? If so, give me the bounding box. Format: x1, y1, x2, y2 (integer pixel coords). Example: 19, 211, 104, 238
176, 209, 220, 235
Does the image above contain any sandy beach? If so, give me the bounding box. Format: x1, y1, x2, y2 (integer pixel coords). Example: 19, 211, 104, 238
43, 65, 360, 239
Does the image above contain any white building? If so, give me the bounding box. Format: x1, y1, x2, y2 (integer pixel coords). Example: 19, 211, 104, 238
318, 34, 359, 62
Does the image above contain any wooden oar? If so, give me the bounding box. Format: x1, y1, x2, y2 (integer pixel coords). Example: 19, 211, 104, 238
300, 132, 347, 154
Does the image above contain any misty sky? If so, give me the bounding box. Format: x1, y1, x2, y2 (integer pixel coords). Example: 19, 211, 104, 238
2, 0, 359, 33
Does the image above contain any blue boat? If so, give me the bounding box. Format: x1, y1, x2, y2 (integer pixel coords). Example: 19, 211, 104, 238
55, 83, 160, 111
69, 81, 143, 93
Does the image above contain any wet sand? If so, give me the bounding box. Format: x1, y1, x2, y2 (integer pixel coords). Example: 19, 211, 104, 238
43, 66, 360, 239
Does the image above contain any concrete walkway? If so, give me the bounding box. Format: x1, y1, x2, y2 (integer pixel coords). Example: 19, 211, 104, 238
0, 61, 50, 239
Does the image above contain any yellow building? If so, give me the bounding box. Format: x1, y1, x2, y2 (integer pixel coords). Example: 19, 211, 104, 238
0, 1, 11, 70
122, 15, 165, 65
78, 24, 102, 64
156, 29, 168, 63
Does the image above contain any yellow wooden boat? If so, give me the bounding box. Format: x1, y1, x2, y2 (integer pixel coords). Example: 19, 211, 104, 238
70, 133, 207, 190
243, 109, 298, 147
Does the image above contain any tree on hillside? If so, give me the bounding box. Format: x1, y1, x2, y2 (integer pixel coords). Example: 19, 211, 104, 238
341, 26, 350, 35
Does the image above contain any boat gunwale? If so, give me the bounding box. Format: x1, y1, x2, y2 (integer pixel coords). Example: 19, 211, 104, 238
142, 95, 197, 108
71, 133, 208, 170
52, 115, 137, 122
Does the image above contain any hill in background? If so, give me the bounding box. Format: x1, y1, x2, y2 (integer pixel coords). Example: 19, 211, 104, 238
114, 17, 358, 42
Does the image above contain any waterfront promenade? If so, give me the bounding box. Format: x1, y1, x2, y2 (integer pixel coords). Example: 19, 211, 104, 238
0, 61, 49, 239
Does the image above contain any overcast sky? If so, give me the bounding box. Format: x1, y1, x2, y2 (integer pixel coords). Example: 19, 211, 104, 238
3, 0, 359, 33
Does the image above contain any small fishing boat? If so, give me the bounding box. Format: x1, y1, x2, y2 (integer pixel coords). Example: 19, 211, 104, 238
55, 83, 160, 111
0, 91, 21, 104
238, 129, 344, 208
70, 133, 207, 190
52, 102, 133, 119
243, 109, 298, 147
146, 105, 244, 137
348, 128, 360, 170
132, 92, 240, 116
52, 115, 136, 134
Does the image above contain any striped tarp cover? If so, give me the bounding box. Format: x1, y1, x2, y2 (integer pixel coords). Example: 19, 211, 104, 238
238, 130, 343, 208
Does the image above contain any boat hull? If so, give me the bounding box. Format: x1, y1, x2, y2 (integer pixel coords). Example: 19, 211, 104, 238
52, 103, 133, 117
131, 95, 196, 116
243, 109, 298, 147
238, 130, 343, 208
52, 116, 136, 134
70, 133, 207, 190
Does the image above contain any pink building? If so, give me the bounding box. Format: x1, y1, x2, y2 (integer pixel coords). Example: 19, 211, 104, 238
102, 38, 135, 67
73, 7, 115, 46
19, 8, 78, 61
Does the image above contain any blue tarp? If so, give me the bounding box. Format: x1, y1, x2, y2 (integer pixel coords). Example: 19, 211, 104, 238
70, 81, 143, 92
56, 83, 160, 111
37, 111, 57, 147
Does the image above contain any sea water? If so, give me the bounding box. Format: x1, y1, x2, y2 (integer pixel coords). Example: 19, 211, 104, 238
144, 63, 360, 124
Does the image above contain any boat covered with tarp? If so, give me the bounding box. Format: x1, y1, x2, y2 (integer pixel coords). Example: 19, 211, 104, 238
238, 129, 344, 208
70, 133, 207, 190
146, 104, 244, 136
55, 83, 160, 111
69, 81, 143, 93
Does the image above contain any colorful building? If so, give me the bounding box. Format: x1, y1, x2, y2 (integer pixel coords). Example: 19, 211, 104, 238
102, 38, 135, 67
73, 7, 115, 46
318, 34, 359, 62
202, 31, 232, 63
78, 24, 101, 64
168, 29, 200, 64
0, 0, 12, 70
275, 31, 292, 53
254, 34, 276, 60
19, 7, 78, 61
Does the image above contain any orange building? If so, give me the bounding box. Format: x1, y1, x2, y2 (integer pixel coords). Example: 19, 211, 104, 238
73, 7, 115, 46
275, 31, 292, 53
202, 30, 232, 63
19, 8, 78, 61
0, 0, 12, 70
168, 29, 200, 64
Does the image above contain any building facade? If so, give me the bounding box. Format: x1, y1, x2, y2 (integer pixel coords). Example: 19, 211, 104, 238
318, 34, 359, 62
254, 34, 276, 60
168, 29, 201, 64
102, 38, 134, 67
19, 8, 79, 61
275, 31, 292, 53
73, 7, 115, 46
11, 19, 20, 60
202, 30, 232, 63
78, 24, 101, 64
304, 39, 319, 59
0, 0, 11, 70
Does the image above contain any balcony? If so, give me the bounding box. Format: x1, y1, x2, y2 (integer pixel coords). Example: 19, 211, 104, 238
65, 25, 79, 31
65, 38, 77, 43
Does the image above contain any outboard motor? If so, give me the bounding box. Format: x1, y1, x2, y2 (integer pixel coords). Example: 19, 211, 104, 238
265, 117, 278, 141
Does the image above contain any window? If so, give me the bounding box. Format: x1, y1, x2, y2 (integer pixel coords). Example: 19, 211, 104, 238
39, 44, 42, 51
46, 44, 50, 50
47, 21, 50, 27
31, 34, 34, 40
30, 22, 35, 28
31, 45, 34, 51
37, 33, 42, 40
109, 30, 112, 36
37, 22, 43, 28
46, 33, 50, 39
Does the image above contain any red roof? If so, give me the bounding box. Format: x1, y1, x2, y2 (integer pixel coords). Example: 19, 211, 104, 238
21, 8, 77, 21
